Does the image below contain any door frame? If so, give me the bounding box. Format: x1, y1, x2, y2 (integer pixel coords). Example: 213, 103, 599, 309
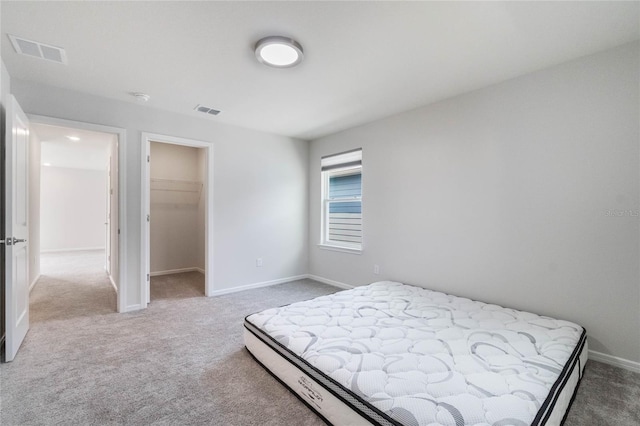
105, 158, 111, 275
140, 132, 214, 304
28, 115, 128, 313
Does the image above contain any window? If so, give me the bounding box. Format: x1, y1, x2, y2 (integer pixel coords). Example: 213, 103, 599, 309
321, 149, 362, 251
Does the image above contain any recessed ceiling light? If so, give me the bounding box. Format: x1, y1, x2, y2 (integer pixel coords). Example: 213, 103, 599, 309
43, 163, 52, 166
66, 136, 80, 141
255, 36, 303, 68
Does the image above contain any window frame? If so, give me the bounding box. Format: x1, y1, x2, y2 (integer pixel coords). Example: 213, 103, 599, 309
320, 164, 363, 253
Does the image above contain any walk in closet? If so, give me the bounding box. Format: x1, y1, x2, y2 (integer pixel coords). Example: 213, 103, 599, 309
149, 142, 206, 286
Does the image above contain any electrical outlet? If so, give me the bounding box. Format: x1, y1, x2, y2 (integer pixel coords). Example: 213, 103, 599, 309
256, 258, 263, 267
374, 264, 380, 275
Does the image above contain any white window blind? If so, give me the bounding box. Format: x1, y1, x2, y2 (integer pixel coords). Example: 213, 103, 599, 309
321, 148, 362, 171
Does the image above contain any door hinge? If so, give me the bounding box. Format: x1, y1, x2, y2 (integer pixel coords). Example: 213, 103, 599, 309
147, 155, 150, 162
118, 229, 120, 235
147, 274, 150, 281
147, 214, 150, 222
110, 188, 113, 195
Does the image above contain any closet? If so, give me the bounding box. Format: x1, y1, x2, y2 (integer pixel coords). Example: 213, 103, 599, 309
149, 142, 206, 295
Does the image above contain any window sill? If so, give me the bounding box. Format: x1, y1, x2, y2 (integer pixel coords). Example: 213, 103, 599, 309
317, 244, 362, 255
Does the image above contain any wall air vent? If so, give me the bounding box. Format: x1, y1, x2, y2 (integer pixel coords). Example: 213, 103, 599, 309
8, 34, 67, 64
194, 105, 221, 116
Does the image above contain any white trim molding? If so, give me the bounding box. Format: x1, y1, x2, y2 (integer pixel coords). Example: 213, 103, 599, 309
589, 350, 640, 374
150, 268, 204, 277
29, 274, 41, 293
122, 304, 143, 313
306, 274, 354, 290
317, 244, 363, 255
210, 275, 308, 297
41, 247, 105, 253
109, 275, 118, 294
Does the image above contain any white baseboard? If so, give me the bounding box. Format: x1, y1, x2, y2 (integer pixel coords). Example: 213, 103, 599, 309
589, 350, 640, 374
150, 267, 204, 277
306, 274, 354, 290
210, 274, 308, 297
122, 304, 143, 313
109, 275, 118, 294
41, 247, 105, 253
29, 274, 41, 293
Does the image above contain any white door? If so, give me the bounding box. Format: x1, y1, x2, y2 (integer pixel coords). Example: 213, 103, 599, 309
3, 95, 30, 362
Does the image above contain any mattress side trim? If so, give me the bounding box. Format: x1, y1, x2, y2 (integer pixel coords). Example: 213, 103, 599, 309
244, 346, 334, 426
533, 328, 587, 425
244, 320, 401, 426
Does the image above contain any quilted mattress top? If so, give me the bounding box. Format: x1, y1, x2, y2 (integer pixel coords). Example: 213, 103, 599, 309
246, 281, 585, 426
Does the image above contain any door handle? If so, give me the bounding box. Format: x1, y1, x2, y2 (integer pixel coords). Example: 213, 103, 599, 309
0, 237, 27, 245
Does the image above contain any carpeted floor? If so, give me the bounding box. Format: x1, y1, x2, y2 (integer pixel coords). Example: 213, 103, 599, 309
150, 271, 204, 301
1, 251, 639, 425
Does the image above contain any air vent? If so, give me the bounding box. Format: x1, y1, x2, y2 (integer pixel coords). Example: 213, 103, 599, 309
194, 105, 221, 116
8, 34, 67, 64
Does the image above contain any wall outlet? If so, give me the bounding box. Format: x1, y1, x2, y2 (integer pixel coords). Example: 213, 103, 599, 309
373, 264, 380, 275
256, 258, 263, 267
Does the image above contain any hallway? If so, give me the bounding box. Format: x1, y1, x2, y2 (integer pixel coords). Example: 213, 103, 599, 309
31, 250, 116, 323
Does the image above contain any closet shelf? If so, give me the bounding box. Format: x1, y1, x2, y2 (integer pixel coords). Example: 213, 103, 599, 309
150, 178, 203, 205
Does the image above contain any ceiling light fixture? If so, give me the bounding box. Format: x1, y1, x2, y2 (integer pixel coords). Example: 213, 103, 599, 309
255, 36, 303, 68
66, 136, 80, 141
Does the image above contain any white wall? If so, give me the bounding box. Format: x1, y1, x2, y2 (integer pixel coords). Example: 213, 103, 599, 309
11, 80, 309, 310
28, 131, 41, 286
149, 142, 203, 273
309, 42, 640, 364
40, 166, 107, 252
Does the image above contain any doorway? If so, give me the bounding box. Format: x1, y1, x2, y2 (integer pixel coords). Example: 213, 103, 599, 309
29, 122, 119, 316
141, 133, 214, 305
26, 116, 126, 314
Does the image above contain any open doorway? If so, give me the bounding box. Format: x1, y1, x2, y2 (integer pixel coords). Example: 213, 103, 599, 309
141, 133, 214, 305
29, 123, 119, 319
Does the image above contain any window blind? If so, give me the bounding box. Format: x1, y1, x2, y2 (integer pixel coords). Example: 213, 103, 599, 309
321, 148, 362, 172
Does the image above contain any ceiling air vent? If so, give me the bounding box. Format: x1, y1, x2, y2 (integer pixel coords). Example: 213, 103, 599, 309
8, 34, 67, 64
194, 104, 221, 116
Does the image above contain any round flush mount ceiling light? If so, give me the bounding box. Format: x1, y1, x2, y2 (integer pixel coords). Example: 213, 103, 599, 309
255, 36, 303, 68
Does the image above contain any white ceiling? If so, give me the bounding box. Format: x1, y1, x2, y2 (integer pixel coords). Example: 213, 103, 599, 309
32, 123, 114, 171
2, 1, 639, 140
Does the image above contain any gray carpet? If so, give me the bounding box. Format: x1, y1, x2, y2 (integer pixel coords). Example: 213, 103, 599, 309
31, 250, 116, 324
1, 252, 639, 425
150, 271, 204, 301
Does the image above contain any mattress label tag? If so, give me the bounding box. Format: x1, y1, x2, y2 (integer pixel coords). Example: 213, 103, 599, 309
298, 376, 324, 410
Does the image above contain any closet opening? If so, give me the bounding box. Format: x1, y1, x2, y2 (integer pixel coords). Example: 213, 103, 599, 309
141, 133, 214, 305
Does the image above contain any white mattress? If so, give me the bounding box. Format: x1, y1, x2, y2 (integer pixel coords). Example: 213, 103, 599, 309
244, 281, 587, 426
